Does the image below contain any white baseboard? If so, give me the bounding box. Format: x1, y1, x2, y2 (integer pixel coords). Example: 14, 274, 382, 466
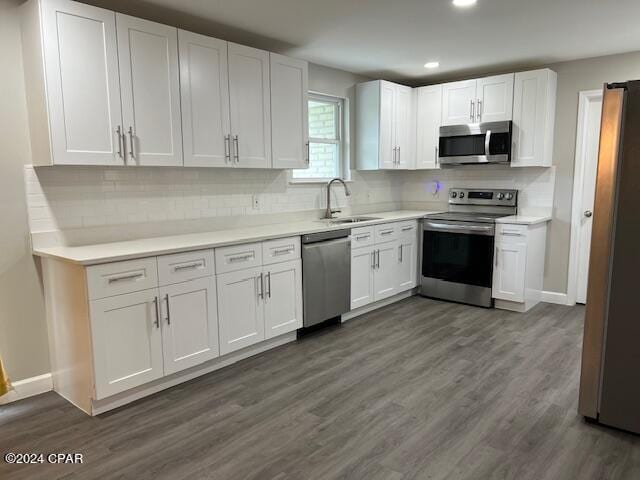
541, 290, 573, 306
0, 373, 52, 405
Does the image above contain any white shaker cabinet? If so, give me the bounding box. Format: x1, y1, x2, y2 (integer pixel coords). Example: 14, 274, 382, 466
159, 277, 219, 375
351, 245, 375, 309
374, 241, 399, 301
476, 74, 514, 123
116, 14, 183, 166
216, 266, 266, 355
356, 80, 414, 170
178, 30, 231, 167
397, 222, 419, 290
493, 242, 527, 303
90, 289, 164, 399
23, 0, 124, 166
270, 54, 309, 169
415, 84, 442, 169
264, 259, 303, 339
512, 69, 557, 167
228, 43, 272, 168
441, 80, 477, 126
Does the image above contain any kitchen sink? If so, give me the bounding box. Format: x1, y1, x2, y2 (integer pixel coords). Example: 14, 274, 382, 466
327, 216, 382, 224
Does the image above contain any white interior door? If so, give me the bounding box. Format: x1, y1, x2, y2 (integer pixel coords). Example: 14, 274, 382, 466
228, 43, 272, 168
394, 85, 414, 169
216, 267, 265, 355
41, 0, 124, 165
90, 289, 163, 399
575, 93, 604, 304
351, 246, 374, 309
264, 259, 303, 338
379, 81, 396, 169
117, 14, 183, 166
415, 85, 442, 169
160, 277, 219, 375
441, 80, 476, 126
178, 30, 231, 168
476, 73, 514, 123
270, 54, 309, 169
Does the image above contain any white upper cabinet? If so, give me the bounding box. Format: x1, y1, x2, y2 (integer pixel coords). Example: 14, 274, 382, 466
415, 84, 442, 169
27, 0, 124, 166
270, 53, 309, 169
512, 69, 557, 167
116, 14, 183, 166
441, 79, 477, 126
476, 73, 514, 123
178, 30, 231, 168
356, 80, 414, 170
228, 43, 272, 168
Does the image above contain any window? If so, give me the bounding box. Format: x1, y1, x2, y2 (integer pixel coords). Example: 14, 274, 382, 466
292, 93, 347, 181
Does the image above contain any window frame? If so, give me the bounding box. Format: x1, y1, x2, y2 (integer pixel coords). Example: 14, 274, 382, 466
290, 91, 350, 184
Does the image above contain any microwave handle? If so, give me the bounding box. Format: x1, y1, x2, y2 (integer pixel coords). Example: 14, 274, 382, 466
484, 129, 492, 156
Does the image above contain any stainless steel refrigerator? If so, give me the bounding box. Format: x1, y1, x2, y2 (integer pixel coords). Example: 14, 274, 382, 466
579, 80, 640, 434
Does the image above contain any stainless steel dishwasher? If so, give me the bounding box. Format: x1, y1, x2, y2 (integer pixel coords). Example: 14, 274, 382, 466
301, 229, 351, 327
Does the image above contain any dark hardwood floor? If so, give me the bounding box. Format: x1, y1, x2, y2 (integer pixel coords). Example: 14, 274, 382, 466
2, 297, 639, 479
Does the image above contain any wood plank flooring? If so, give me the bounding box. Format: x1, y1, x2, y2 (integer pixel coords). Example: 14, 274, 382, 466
2, 297, 639, 479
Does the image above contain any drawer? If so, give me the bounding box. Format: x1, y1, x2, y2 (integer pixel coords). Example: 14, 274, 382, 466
215, 242, 262, 274
87, 257, 158, 300
351, 226, 374, 248
262, 236, 300, 266
497, 224, 528, 243
398, 220, 418, 238
157, 249, 214, 285
374, 223, 398, 243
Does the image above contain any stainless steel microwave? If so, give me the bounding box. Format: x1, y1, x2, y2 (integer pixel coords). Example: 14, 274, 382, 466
438, 120, 512, 166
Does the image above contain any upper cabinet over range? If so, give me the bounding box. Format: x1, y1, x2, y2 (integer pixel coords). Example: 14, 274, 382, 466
21, 0, 308, 169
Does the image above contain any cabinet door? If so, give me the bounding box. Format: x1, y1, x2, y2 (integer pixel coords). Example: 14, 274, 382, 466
397, 231, 418, 291
178, 30, 231, 168
394, 85, 414, 169
228, 43, 272, 168
476, 73, 514, 123
271, 54, 309, 169
117, 14, 183, 166
159, 277, 219, 375
441, 80, 476, 126
90, 289, 163, 399
216, 267, 265, 355
264, 259, 302, 338
512, 69, 556, 167
374, 241, 399, 301
416, 85, 442, 169
379, 81, 396, 169
351, 246, 375, 309
492, 243, 527, 302
41, 0, 124, 166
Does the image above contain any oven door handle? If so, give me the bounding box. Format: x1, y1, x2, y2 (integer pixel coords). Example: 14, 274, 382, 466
423, 221, 494, 236
484, 129, 492, 156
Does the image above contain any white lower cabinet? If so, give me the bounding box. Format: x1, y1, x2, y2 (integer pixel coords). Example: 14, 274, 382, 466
350, 220, 418, 310
264, 259, 303, 339
217, 266, 265, 355
493, 242, 527, 303
159, 277, 219, 375
90, 289, 164, 399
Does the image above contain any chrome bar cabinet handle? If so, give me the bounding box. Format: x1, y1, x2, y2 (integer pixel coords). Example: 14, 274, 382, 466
224, 135, 231, 163
153, 296, 160, 329
165, 294, 171, 325
233, 135, 239, 163
127, 126, 135, 159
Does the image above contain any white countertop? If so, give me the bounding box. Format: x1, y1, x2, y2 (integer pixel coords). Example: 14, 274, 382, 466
495, 214, 552, 225
33, 210, 437, 266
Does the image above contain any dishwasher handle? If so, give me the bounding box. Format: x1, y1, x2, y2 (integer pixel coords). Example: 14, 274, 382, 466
302, 236, 351, 249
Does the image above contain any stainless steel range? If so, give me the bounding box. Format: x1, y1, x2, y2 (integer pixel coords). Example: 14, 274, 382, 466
420, 188, 518, 308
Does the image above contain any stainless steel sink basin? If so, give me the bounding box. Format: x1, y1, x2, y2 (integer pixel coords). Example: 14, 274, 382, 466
327, 216, 382, 224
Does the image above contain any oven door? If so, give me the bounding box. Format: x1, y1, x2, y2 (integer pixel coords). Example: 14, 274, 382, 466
438, 121, 512, 165
421, 220, 495, 306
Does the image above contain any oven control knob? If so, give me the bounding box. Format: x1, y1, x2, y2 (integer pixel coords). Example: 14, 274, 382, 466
450, 191, 458, 198
505, 193, 514, 200
497, 193, 505, 200
459, 192, 465, 198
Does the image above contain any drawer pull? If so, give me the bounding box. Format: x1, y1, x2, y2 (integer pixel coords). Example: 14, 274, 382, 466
401, 226, 414, 231
229, 253, 254, 262
273, 247, 294, 255
107, 272, 144, 284
501, 231, 523, 236
173, 262, 203, 271
380, 230, 394, 235
355, 234, 371, 240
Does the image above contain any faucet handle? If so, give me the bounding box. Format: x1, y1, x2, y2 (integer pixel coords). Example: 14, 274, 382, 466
331, 209, 342, 214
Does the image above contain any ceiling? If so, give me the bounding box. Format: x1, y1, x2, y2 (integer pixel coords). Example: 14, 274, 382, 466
100, 0, 640, 84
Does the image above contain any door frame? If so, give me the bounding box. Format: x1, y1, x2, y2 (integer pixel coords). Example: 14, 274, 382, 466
567, 89, 603, 305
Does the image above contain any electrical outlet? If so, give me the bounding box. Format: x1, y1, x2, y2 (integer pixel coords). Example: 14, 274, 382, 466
252, 195, 261, 210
